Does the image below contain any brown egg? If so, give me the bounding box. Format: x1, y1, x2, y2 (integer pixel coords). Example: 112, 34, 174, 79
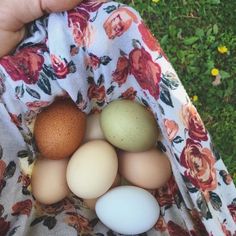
83, 173, 121, 210
31, 156, 70, 205
119, 148, 172, 189
34, 99, 86, 160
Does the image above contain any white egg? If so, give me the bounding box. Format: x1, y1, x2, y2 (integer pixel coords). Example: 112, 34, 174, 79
95, 186, 160, 235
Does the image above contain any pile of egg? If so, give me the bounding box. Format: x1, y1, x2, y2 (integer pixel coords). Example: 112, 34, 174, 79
31, 98, 172, 235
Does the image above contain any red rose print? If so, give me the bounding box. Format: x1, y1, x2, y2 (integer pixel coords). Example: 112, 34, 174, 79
0, 46, 45, 84
155, 175, 179, 207
167, 221, 191, 236
155, 216, 167, 232
87, 84, 106, 103
36, 198, 74, 215
18, 172, 31, 189
221, 223, 231, 236
121, 87, 137, 100
228, 204, 236, 222
182, 103, 208, 141
164, 119, 179, 141
104, 7, 138, 39
180, 139, 217, 191
9, 113, 22, 127
85, 53, 101, 69
0, 217, 10, 236
129, 47, 161, 99
12, 199, 33, 217
190, 209, 208, 236
25, 101, 50, 112
64, 213, 91, 233
79, 0, 107, 12
112, 56, 130, 86
68, 8, 93, 47
51, 55, 72, 79
0, 160, 6, 180
138, 22, 168, 60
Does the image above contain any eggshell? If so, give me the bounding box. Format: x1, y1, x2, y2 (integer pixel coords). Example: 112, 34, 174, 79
100, 100, 159, 152
83, 113, 105, 142
83, 173, 121, 210
31, 157, 69, 205
66, 140, 118, 199
95, 186, 160, 235
34, 99, 86, 160
119, 148, 172, 189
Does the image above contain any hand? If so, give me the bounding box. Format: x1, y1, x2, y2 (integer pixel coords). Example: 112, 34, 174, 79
0, 0, 82, 57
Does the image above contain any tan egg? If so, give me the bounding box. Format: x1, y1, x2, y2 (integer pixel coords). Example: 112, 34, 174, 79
119, 148, 172, 189
34, 99, 86, 160
66, 140, 118, 199
83, 173, 121, 210
83, 113, 105, 143
31, 157, 69, 205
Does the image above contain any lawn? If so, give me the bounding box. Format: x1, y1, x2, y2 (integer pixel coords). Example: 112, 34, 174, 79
123, 0, 236, 182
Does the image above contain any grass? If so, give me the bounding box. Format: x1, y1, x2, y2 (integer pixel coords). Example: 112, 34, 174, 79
123, 0, 236, 183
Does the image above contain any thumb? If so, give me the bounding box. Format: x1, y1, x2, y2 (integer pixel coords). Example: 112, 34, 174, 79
17, 0, 83, 26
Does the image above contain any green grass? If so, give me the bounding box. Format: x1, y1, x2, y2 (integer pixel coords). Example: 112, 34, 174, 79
123, 0, 236, 182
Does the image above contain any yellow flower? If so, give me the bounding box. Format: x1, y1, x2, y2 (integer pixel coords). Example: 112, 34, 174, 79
211, 68, 219, 76
217, 45, 228, 54
192, 95, 198, 102
152, 0, 160, 3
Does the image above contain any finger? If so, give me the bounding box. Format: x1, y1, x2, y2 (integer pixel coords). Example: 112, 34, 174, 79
41, 0, 83, 13
0, 27, 26, 57
19, 0, 83, 25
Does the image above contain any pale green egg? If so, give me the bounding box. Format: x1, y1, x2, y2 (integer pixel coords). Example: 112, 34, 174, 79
100, 100, 159, 152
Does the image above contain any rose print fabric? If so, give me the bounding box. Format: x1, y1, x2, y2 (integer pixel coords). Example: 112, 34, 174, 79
0, 1, 236, 235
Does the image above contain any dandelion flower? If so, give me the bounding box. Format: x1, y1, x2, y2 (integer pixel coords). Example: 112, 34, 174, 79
211, 68, 219, 76
217, 45, 228, 54
192, 95, 198, 102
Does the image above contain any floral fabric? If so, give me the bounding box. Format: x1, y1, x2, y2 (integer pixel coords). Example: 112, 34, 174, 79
0, 1, 236, 235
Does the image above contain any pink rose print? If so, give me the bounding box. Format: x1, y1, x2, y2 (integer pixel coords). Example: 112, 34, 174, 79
182, 103, 208, 141
104, 7, 138, 39
180, 139, 217, 191
164, 119, 179, 141
68, 8, 93, 47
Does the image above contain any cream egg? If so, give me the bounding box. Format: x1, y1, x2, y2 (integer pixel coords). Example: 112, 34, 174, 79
66, 140, 118, 199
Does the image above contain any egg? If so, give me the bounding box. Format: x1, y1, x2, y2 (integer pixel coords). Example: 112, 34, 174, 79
83, 173, 121, 210
31, 156, 69, 205
100, 100, 159, 152
95, 186, 160, 235
83, 113, 105, 142
119, 148, 172, 189
34, 99, 86, 160
66, 140, 118, 199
